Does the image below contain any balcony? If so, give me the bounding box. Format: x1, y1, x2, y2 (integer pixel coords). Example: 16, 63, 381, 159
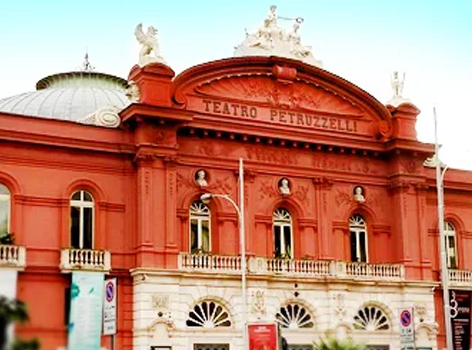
178, 253, 404, 281
449, 269, 472, 288
0, 245, 26, 269
60, 248, 111, 273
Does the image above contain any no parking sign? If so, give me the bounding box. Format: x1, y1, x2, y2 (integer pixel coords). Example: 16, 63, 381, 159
103, 278, 117, 335
399, 307, 415, 350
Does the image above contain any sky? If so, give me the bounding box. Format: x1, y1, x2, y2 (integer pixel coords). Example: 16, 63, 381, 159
0, 0, 471, 169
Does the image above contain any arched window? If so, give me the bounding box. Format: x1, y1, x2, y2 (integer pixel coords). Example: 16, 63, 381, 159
349, 214, 368, 263
273, 208, 293, 259
353, 305, 390, 331
276, 303, 314, 329
444, 221, 457, 269
0, 184, 10, 237
70, 190, 94, 249
186, 300, 231, 327
190, 201, 211, 253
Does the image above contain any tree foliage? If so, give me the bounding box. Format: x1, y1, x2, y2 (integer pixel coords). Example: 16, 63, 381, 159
0, 296, 39, 350
314, 337, 365, 350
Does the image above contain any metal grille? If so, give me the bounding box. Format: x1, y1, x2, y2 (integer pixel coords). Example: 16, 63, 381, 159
193, 344, 229, 350
366, 345, 389, 350
288, 344, 313, 350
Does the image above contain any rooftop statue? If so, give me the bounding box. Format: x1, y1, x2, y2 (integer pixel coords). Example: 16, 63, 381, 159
391, 71, 405, 98
234, 5, 322, 67
135, 23, 166, 67
386, 71, 412, 107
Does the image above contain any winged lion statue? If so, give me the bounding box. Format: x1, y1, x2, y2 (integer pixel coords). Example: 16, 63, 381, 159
135, 23, 166, 66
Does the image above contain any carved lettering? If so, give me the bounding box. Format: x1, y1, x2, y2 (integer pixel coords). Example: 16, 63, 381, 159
201, 99, 360, 133
213, 101, 221, 113
246, 145, 298, 165
322, 117, 328, 128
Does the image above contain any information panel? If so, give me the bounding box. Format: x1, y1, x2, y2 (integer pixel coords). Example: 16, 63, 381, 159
67, 271, 105, 350
248, 323, 279, 350
450, 290, 471, 350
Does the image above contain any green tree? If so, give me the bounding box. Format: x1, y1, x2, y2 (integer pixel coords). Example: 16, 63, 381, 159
0, 296, 39, 350
314, 337, 365, 350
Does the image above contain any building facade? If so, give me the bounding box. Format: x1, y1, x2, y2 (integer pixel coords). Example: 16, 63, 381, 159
1, 12, 472, 350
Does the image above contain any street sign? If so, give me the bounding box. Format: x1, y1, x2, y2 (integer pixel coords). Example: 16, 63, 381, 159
399, 307, 415, 350
103, 278, 117, 335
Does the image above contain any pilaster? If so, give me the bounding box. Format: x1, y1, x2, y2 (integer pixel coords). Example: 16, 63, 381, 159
313, 177, 334, 260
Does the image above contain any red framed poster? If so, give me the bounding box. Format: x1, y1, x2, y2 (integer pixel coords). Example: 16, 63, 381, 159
247, 323, 279, 350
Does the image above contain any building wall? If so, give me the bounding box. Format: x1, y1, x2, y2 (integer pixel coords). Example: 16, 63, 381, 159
1, 56, 472, 350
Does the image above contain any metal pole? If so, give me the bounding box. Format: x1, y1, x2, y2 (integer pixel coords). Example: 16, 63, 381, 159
434, 107, 454, 350
239, 157, 247, 350
111, 334, 115, 350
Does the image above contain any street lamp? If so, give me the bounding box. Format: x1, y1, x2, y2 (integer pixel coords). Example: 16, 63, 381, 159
432, 107, 453, 350
200, 158, 247, 350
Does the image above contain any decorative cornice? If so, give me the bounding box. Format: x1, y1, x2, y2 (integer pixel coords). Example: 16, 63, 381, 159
312, 176, 334, 188
372, 224, 392, 235
298, 218, 317, 229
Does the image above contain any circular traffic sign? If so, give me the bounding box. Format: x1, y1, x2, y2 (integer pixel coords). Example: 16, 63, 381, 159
105, 281, 115, 302
400, 310, 412, 327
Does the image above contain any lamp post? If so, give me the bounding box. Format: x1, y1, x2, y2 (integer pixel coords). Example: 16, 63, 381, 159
200, 158, 246, 350
433, 107, 453, 350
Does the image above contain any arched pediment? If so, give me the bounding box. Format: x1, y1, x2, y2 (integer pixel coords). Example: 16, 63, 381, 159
173, 56, 393, 141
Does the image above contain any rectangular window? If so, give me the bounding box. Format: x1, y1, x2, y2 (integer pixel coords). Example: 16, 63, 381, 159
283, 225, 292, 258
0, 198, 8, 236
350, 231, 357, 262
70, 207, 80, 248
359, 231, 367, 262
274, 225, 282, 257
201, 220, 210, 252
83, 207, 93, 249
190, 219, 198, 252
447, 236, 457, 268
350, 230, 367, 262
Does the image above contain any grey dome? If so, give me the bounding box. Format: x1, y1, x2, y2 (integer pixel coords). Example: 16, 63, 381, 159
0, 71, 131, 122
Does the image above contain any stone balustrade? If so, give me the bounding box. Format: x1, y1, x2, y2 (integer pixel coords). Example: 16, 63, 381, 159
178, 253, 404, 281
449, 269, 472, 287
344, 261, 404, 279
179, 253, 242, 273
60, 248, 111, 272
0, 245, 26, 269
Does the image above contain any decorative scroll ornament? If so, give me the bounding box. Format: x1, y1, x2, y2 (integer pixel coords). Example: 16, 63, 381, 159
234, 5, 322, 67
135, 23, 166, 67
78, 105, 121, 128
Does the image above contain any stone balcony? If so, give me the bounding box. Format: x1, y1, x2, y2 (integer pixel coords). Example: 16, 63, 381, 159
449, 269, 472, 288
60, 248, 111, 273
178, 253, 405, 281
0, 245, 26, 270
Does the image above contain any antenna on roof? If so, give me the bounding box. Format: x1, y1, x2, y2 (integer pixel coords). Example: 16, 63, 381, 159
82, 52, 95, 72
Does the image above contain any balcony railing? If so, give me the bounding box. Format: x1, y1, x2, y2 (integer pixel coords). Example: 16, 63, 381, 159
449, 269, 472, 287
60, 248, 111, 273
179, 253, 242, 273
0, 245, 26, 269
178, 253, 404, 281
263, 258, 331, 276
345, 262, 404, 279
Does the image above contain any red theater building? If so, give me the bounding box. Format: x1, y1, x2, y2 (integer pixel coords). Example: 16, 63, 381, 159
0, 8, 471, 350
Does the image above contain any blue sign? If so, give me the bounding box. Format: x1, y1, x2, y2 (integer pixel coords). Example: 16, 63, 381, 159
400, 310, 412, 327
68, 271, 105, 350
